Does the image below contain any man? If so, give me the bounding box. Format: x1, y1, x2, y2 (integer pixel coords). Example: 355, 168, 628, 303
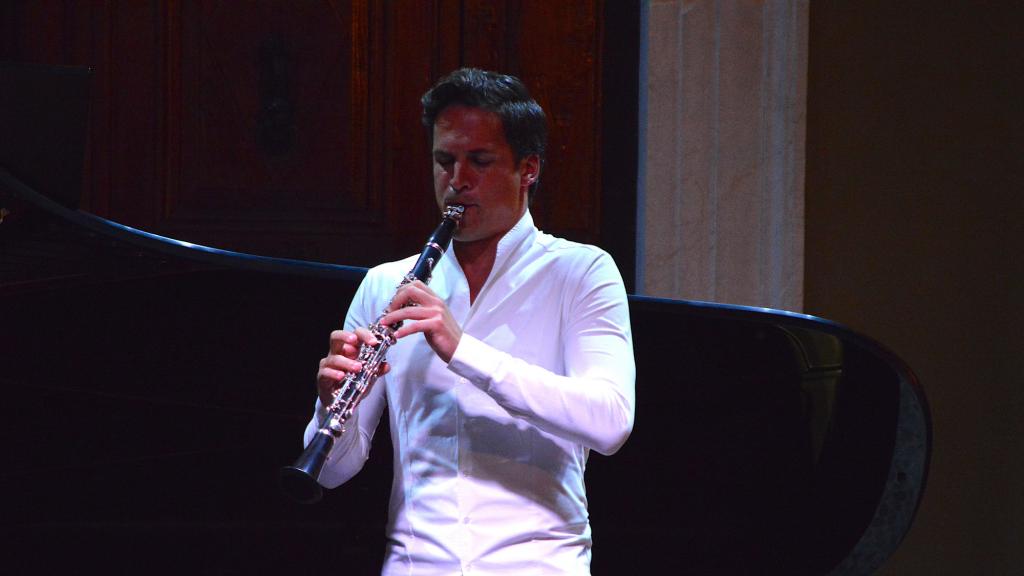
307, 68, 635, 575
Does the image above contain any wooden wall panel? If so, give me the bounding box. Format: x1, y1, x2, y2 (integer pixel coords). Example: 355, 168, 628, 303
2, 0, 617, 268
106, 2, 162, 228
174, 2, 359, 217
516, 1, 602, 243
378, 0, 444, 258
462, 0, 511, 70
165, 1, 382, 264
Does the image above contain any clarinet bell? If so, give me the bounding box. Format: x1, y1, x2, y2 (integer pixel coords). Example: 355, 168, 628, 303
279, 431, 334, 504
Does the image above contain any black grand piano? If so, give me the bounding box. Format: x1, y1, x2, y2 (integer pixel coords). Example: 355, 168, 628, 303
1, 63, 929, 575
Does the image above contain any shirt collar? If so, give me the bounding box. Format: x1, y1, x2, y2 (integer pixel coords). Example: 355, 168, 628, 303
438, 209, 537, 300
492, 208, 536, 273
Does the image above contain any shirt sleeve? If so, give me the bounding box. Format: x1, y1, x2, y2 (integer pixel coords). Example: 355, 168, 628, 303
302, 268, 390, 489
447, 250, 636, 455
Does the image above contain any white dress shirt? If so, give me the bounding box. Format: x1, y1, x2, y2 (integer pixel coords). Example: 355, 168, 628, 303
305, 210, 635, 575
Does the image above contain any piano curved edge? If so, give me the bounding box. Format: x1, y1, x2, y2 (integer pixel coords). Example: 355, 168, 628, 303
630, 296, 931, 574
1, 166, 368, 282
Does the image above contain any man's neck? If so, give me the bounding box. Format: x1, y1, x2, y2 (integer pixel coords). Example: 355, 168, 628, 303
453, 236, 499, 304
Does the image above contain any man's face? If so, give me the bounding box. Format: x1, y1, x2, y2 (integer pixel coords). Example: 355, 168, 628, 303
432, 105, 539, 244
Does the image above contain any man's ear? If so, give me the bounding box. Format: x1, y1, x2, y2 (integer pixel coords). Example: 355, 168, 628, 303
521, 155, 541, 186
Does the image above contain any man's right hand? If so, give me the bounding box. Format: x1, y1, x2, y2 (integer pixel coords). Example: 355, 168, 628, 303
316, 328, 389, 406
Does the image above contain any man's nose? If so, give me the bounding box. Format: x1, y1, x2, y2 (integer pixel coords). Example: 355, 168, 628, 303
449, 161, 471, 191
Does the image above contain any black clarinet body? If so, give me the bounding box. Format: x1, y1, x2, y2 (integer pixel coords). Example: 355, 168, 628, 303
279, 205, 464, 503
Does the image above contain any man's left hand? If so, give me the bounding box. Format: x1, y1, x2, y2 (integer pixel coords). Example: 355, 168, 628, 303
381, 280, 463, 363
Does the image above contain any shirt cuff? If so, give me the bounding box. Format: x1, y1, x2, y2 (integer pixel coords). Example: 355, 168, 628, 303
447, 333, 506, 392
306, 397, 358, 456
314, 397, 328, 421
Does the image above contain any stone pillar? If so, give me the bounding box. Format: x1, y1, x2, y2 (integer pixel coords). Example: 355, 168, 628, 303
639, 0, 807, 311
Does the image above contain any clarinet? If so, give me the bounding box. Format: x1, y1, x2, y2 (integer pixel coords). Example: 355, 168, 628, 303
279, 204, 464, 504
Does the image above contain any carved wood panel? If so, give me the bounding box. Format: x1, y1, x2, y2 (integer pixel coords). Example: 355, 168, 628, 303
165, 1, 381, 264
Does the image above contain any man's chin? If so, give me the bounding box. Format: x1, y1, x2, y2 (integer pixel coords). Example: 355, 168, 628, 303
452, 227, 489, 245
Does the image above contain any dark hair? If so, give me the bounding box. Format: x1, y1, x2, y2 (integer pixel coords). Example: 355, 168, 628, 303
421, 68, 547, 200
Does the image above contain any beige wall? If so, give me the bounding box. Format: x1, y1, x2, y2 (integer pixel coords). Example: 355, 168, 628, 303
640, 0, 807, 311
